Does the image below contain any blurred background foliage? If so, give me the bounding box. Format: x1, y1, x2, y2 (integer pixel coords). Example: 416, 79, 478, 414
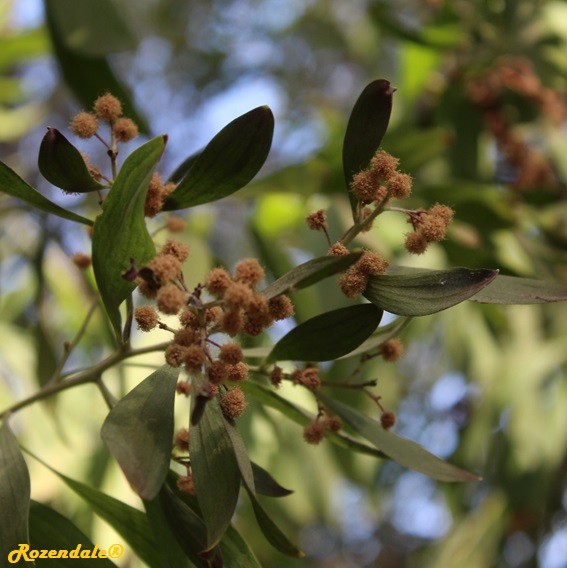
1, 0, 567, 566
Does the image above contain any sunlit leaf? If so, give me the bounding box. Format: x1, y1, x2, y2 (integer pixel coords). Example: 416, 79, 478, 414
342, 79, 394, 217
44, 0, 148, 133
26, 454, 163, 568
251, 462, 293, 498
470, 274, 567, 304
92, 135, 165, 335
46, 0, 136, 56
190, 395, 240, 550
243, 486, 304, 558
262, 252, 363, 300
0, 420, 31, 560
268, 303, 383, 362
241, 381, 386, 458
38, 128, 105, 193
29, 501, 117, 567
364, 266, 498, 316
0, 161, 93, 225
318, 392, 480, 482
163, 106, 274, 210
101, 366, 179, 500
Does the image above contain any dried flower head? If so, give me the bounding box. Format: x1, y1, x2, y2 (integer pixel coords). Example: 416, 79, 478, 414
219, 343, 243, 365
184, 345, 206, 372
160, 240, 190, 262
268, 294, 294, 321
93, 92, 122, 122
166, 216, 186, 233
370, 150, 399, 179
174, 428, 190, 452
112, 117, 138, 142
205, 267, 232, 297
306, 209, 328, 230
224, 282, 254, 310
350, 169, 379, 204
303, 421, 326, 445
381, 411, 397, 430
134, 306, 159, 331
176, 474, 195, 495
220, 386, 247, 420
404, 231, 429, 255
324, 415, 342, 433
226, 361, 249, 382
328, 242, 349, 256
165, 344, 188, 367
70, 253, 92, 270
220, 309, 244, 336
299, 367, 321, 390
70, 112, 99, 138
145, 254, 183, 286
270, 366, 284, 387
234, 258, 264, 287
338, 267, 368, 298
380, 338, 404, 362
156, 284, 186, 315
207, 360, 228, 384
355, 251, 389, 276
387, 172, 412, 199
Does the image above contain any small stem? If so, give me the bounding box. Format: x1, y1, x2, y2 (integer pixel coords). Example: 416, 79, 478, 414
320, 379, 377, 390
122, 295, 134, 344
340, 192, 392, 245
96, 377, 117, 409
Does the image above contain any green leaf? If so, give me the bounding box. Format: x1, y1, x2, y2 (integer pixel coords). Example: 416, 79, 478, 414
470, 274, 567, 304
222, 416, 256, 494
38, 128, 105, 193
318, 392, 480, 482
163, 106, 274, 210
241, 381, 386, 458
219, 526, 262, 568
243, 486, 304, 558
0, 420, 31, 561
44, 0, 148, 133
26, 453, 163, 568
0, 161, 93, 225
144, 491, 200, 567
261, 252, 363, 300
101, 366, 179, 500
92, 135, 165, 335
46, 0, 136, 56
251, 462, 293, 498
267, 303, 383, 363
342, 79, 394, 217
29, 501, 117, 567
364, 266, 498, 316
337, 316, 411, 360
190, 395, 241, 550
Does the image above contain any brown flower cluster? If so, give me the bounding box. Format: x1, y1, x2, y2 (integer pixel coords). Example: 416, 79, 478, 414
144, 172, 177, 217
404, 203, 454, 255
303, 414, 342, 445
350, 150, 412, 213
466, 57, 561, 190
337, 250, 389, 298
70, 92, 138, 142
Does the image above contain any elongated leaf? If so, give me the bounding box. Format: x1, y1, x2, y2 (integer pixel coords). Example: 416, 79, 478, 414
92, 135, 165, 335
343, 79, 394, 217
190, 395, 241, 550
38, 128, 105, 193
364, 266, 498, 316
268, 303, 383, 362
241, 381, 386, 458
222, 417, 255, 493
470, 274, 567, 304
251, 462, 293, 498
25, 454, 163, 568
144, 491, 200, 567
337, 317, 411, 360
219, 526, 262, 568
163, 106, 274, 210
44, 0, 148, 133
243, 486, 304, 558
0, 161, 93, 225
47, 0, 136, 56
318, 392, 480, 482
29, 501, 117, 567
168, 151, 200, 185
0, 421, 31, 560
262, 252, 363, 300
101, 366, 179, 500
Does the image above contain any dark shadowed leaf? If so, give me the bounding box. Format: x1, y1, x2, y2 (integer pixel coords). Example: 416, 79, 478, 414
251, 462, 293, 498
190, 394, 241, 550
101, 366, 179, 500
144, 490, 201, 567
167, 151, 200, 185
342, 79, 394, 217
262, 252, 363, 300
364, 266, 498, 316
46, 0, 136, 56
219, 525, 262, 568
243, 486, 304, 558
470, 274, 567, 304
92, 135, 165, 335
318, 392, 480, 482
38, 128, 105, 193
44, 0, 148, 132
25, 453, 163, 567
241, 381, 385, 458
0, 161, 93, 225
222, 417, 255, 493
268, 303, 383, 362
163, 106, 274, 210
0, 421, 31, 560
29, 501, 117, 567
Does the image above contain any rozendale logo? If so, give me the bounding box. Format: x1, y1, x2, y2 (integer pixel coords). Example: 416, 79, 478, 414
8, 543, 124, 563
